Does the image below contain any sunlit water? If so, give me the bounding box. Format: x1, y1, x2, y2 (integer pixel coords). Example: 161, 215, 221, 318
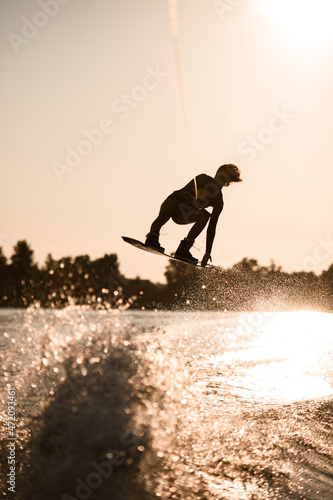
1, 308, 333, 499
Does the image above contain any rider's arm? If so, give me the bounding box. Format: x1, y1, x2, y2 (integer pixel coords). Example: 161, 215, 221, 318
201, 200, 223, 266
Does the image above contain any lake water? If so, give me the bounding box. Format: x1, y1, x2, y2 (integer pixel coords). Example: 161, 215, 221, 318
1, 308, 333, 499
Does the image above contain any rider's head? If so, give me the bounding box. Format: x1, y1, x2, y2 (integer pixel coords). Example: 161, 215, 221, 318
215, 164, 242, 187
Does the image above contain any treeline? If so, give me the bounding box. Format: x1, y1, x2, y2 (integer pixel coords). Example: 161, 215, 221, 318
0, 240, 332, 311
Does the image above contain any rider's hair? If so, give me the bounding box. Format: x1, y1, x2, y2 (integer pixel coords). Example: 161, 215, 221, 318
216, 164, 242, 186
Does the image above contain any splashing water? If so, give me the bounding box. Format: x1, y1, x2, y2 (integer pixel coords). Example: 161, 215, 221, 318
1, 308, 333, 499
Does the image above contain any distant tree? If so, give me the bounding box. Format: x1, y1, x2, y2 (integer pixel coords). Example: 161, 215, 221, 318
44, 253, 56, 270
8, 240, 40, 306
0, 239, 332, 311
320, 264, 333, 311
69, 255, 92, 305
232, 258, 260, 274
41, 254, 74, 307
38, 252, 126, 307
11, 240, 34, 269
90, 253, 122, 305
0, 247, 6, 267
123, 278, 165, 309
0, 247, 9, 305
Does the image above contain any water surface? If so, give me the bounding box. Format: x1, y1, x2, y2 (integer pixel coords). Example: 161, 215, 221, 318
1, 308, 333, 499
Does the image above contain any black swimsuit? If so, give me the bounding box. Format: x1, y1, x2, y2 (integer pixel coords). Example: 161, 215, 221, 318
168, 174, 223, 223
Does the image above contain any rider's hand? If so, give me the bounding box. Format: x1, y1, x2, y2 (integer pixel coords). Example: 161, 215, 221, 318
201, 252, 211, 267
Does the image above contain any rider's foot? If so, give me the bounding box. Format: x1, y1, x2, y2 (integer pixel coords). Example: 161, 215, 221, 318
175, 238, 198, 264
145, 232, 165, 253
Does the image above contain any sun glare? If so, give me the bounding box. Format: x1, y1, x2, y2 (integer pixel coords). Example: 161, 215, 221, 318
254, 311, 333, 400
220, 311, 333, 402
257, 0, 333, 50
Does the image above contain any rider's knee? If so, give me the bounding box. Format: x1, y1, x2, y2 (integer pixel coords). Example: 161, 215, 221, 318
201, 209, 211, 221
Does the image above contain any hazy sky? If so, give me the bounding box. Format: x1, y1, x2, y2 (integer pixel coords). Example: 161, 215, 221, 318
1, 0, 333, 283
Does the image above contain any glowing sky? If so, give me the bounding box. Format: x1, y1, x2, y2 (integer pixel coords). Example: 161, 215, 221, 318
1, 0, 333, 282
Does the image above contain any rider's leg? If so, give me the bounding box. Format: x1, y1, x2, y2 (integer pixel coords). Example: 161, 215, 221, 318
145, 198, 177, 251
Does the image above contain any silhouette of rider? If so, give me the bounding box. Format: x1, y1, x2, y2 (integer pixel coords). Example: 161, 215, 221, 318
145, 164, 242, 266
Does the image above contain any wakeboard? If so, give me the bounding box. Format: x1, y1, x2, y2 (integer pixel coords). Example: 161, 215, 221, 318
122, 236, 215, 269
